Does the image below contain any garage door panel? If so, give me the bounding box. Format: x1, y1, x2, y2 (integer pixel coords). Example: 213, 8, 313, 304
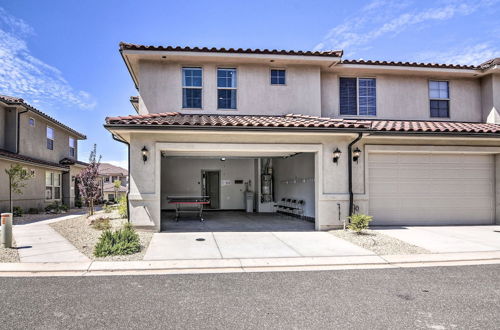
368, 153, 494, 225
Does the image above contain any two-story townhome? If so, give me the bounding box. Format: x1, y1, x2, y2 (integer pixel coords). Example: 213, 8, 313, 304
0, 95, 87, 212
104, 43, 500, 232
98, 162, 128, 202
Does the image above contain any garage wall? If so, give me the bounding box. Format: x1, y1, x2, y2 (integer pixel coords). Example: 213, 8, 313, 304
161, 157, 255, 210
273, 153, 315, 218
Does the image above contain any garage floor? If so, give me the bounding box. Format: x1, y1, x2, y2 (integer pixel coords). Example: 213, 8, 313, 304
145, 211, 373, 260
374, 225, 500, 253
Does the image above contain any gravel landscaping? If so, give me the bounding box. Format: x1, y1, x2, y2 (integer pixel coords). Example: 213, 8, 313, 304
50, 210, 153, 261
0, 237, 19, 263
13, 208, 87, 225
330, 229, 429, 255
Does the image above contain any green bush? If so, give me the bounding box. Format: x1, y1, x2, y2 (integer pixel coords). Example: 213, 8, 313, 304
27, 208, 39, 214
118, 195, 127, 219
94, 223, 140, 257
91, 217, 111, 230
347, 214, 373, 233
45, 201, 60, 213
13, 206, 23, 217
59, 204, 69, 212
103, 204, 114, 213
75, 198, 83, 208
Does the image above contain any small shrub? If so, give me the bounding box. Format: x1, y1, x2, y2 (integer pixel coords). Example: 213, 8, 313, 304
13, 206, 23, 217
347, 214, 373, 233
118, 195, 127, 219
103, 204, 113, 213
27, 208, 39, 214
94, 223, 140, 257
91, 217, 111, 230
75, 198, 83, 208
45, 201, 60, 214
59, 204, 69, 212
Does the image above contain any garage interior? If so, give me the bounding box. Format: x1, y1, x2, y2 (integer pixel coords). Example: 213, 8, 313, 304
160, 151, 316, 232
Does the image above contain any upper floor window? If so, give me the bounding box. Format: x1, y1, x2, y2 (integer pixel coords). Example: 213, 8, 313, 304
46, 126, 54, 150
429, 80, 449, 118
339, 77, 376, 116
271, 69, 286, 85
104, 176, 110, 183
217, 68, 237, 109
182, 67, 202, 108
69, 137, 76, 157
29, 117, 35, 127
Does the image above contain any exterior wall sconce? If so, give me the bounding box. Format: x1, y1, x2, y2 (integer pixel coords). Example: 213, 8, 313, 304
141, 146, 149, 163
352, 147, 362, 163
333, 147, 342, 164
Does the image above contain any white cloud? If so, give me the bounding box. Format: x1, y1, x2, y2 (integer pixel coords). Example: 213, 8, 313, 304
0, 7, 95, 109
314, 0, 499, 56
415, 43, 500, 65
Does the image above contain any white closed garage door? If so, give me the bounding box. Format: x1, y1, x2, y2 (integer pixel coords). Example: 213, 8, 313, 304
368, 152, 495, 225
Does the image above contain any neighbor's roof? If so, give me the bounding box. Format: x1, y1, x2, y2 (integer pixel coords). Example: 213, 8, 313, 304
0, 94, 86, 139
340, 59, 478, 70
0, 149, 69, 170
105, 112, 500, 135
99, 162, 128, 176
103, 182, 127, 192
119, 42, 344, 57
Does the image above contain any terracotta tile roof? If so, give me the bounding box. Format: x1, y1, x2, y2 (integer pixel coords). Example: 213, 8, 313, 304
341, 59, 478, 70
0, 94, 86, 139
105, 112, 500, 135
99, 163, 128, 176
0, 149, 69, 170
59, 157, 89, 167
119, 42, 343, 58
479, 57, 500, 70
105, 113, 370, 129
103, 182, 127, 192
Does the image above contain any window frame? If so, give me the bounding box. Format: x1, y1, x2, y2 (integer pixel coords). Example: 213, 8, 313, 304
217, 67, 238, 110
339, 76, 377, 117
46, 126, 54, 150
181, 67, 203, 109
428, 80, 450, 118
45, 171, 61, 201
270, 68, 286, 86
69, 137, 76, 158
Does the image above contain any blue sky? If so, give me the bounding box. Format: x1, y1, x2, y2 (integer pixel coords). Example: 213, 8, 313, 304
0, 0, 499, 168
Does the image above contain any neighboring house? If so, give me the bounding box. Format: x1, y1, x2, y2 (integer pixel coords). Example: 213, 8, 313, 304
104, 43, 500, 231
0, 95, 87, 212
98, 163, 128, 202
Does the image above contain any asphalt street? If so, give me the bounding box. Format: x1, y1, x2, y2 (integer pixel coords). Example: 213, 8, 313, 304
0, 265, 499, 329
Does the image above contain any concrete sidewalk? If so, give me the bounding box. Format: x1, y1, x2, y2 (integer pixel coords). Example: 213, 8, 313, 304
1, 250, 500, 277
12, 215, 90, 263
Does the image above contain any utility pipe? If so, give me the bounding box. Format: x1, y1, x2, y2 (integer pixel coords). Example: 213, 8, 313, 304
348, 133, 363, 216
112, 134, 131, 222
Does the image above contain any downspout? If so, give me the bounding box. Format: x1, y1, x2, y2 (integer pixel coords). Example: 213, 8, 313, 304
112, 134, 131, 222
16, 107, 29, 154
348, 133, 363, 216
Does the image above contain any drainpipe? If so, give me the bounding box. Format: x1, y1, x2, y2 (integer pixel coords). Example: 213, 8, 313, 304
16, 107, 29, 154
348, 133, 363, 216
112, 134, 131, 222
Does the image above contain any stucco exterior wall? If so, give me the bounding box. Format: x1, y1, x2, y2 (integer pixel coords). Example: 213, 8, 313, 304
320, 74, 482, 122
18, 111, 78, 163
481, 74, 500, 124
0, 104, 6, 149
0, 159, 64, 212
3, 107, 17, 152
138, 61, 322, 116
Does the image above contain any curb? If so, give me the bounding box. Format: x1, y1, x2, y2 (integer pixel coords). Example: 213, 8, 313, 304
0, 252, 500, 277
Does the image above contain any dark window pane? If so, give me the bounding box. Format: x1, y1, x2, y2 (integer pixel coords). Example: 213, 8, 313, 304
430, 100, 449, 117
47, 139, 53, 150
358, 78, 376, 116
217, 69, 236, 88
218, 89, 237, 109
183, 88, 202, 108
271, 69, 286, 85
340, 77, 357, 115
182, 68, 202, 87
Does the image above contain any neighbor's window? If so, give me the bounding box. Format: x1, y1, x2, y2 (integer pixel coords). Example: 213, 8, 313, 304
339, 77, 376, 116
45, 172, 61, 200
182, 67, 202, 108
29, 117, 35, 127
429, 80, 449, 118
104, 177, 110, 183
217, 68, 237, 109
270, 69, 286, 85
69, 137, 76, 157
46, 126, 54, 150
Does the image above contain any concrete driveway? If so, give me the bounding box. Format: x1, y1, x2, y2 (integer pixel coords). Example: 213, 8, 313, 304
374, 225, 500, 253
144, 231, 374, 260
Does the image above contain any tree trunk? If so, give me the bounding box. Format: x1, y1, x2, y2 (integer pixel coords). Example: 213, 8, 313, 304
9, 177, 13, 214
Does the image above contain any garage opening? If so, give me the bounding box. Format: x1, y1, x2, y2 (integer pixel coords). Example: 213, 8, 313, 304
160, 151, 316, 232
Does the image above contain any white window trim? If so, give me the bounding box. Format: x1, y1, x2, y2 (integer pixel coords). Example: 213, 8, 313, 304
217, 67, 238, 110
338, 76, 377, 117
181, 66, 203, 110
428, 80, 451, 118
270, 68, 287, 86
45, 171, 61, 201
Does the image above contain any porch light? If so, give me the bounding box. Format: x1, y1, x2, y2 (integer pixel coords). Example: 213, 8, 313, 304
333, 147, 342, 164
141, 146, 149, 163
353, 147, 362, 163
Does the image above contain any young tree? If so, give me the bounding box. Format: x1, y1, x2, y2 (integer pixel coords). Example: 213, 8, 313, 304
113, 179, 121, 203
5, 164, 33, 213
77, 145, 101, 216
